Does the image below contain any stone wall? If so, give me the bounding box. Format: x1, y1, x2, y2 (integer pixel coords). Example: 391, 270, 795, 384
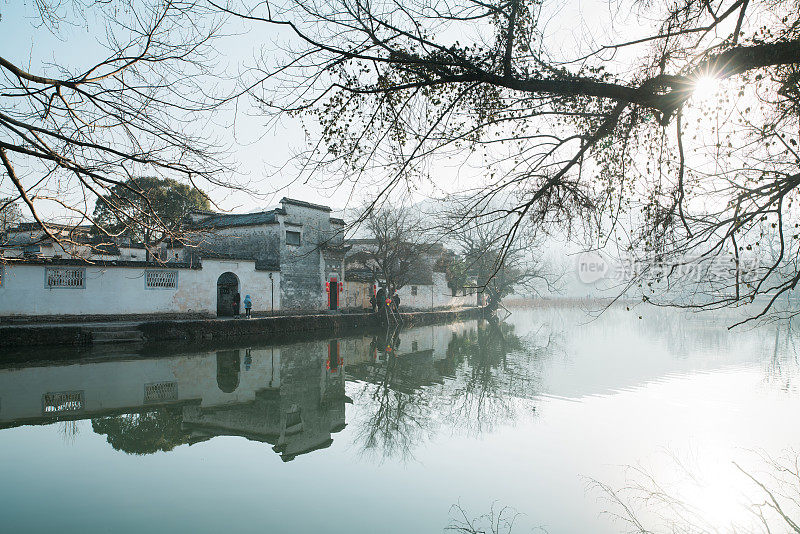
195, 225, 281, 268
0, 307, 484, 350
278, 202, 340, 310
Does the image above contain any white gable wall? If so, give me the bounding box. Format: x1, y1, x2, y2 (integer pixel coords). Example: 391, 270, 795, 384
0, 259, 280, 317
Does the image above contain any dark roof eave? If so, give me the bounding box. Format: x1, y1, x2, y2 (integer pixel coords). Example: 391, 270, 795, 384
2, 257, 199, 269
280, 197, 332, 212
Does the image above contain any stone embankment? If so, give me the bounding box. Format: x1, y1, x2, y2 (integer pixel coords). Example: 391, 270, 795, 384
0, 307, 485, 350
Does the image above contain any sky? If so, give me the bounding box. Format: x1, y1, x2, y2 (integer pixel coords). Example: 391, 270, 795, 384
0, 0, 636, 220
0, 0, 353, 216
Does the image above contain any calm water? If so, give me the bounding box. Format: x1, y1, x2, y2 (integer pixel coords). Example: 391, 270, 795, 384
1, 306, 798, 533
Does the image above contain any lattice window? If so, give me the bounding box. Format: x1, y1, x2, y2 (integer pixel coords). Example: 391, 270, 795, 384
42, 391, 84, 414
46, 267, 85, 288
411, 285, 418, 295
144, 381, 178, 403
145, 270, 177, 289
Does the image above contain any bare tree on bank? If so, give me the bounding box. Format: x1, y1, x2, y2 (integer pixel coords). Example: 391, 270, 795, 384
347, 204, 434, 290
0, 1, 234, 254
217, 0, 800, 323
442, 203, 559, 310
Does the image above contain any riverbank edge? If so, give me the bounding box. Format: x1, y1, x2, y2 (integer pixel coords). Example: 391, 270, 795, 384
0, 307, 486, 349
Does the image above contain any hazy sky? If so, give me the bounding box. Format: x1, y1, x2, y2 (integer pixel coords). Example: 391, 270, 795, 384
0, 0, 634, 219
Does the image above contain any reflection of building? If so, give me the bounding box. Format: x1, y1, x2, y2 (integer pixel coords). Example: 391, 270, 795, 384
0, 319, 479, 459
181, 342, 348, 461
342, 320, 478, 388
0, 340, 347, 461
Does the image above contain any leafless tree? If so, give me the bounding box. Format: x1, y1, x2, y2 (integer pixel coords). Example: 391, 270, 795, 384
214, 0, 800, 323
589, 448, 800, 533
446, 502, 524, 534
443, 201, 559, 310
347, 204, 435, 290
0, 1, 235, 255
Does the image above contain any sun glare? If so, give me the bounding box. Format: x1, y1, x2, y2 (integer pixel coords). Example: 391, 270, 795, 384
693, 76, 719, 102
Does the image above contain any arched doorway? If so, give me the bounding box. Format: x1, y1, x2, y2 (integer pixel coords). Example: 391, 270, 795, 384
216, 350, 241, 393
217, 272, 240, 316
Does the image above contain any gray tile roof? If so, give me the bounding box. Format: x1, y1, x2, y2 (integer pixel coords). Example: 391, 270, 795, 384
280, 197, 332, 212
191, 210, 280, 229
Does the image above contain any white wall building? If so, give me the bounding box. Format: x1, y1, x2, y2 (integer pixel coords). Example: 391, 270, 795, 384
0, 258, 280, 317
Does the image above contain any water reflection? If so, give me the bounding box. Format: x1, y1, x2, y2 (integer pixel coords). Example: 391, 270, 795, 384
1, 308, 800, 533
1, 320, 514, 462
343, 319, 552, 461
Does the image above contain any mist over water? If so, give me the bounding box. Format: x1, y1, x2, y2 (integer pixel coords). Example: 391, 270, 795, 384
1, 306, 798, 533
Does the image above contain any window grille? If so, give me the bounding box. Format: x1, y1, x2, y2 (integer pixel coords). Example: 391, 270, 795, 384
144, 381, 178, 403
42, 391, 84, 414
46, 267, 85, 288
286, 230, 301, 246
145, 270, 177, 289
411, 286, 418, 295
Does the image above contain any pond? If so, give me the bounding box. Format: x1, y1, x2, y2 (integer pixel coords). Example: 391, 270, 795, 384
0, 306, 798, 533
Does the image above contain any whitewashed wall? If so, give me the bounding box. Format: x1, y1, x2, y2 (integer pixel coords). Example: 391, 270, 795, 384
397, 272, 478, 309
345, 273, 479, 310
0, 259, 280, 316
343, 280, 373, 310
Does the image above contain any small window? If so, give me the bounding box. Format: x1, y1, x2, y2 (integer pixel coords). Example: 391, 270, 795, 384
46, 267, 85, 288
412, 341, 418, 352
411, 286, 418, 296
144, 381, 178, 403
286, 230, 301, 246
145, 270, 178, 289
42, 391, 84, 414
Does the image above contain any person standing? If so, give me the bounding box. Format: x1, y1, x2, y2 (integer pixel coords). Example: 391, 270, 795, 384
233, 291, 241, 317
375, 285, 387, 313
244, 294, 252, 318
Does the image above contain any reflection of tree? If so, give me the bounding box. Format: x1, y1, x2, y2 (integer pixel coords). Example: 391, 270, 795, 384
443, 319, 548, 436
349, 320, 552, 461
352, 327, 438, 461
59, 420, 79, 445
764, 322, 800, 393
92, 407, 191, 455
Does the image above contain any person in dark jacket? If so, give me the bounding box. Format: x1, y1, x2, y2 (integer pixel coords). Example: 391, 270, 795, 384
375, 286, 387, 312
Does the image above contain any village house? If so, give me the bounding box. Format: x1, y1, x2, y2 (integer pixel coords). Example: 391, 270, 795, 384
183, 197, 348, 312
0, 198, 348, 318
342, 239, 480, 311
0, 197, 480, 319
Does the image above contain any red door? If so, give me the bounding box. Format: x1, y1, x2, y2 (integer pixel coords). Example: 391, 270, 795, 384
329, 277, 338, 310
